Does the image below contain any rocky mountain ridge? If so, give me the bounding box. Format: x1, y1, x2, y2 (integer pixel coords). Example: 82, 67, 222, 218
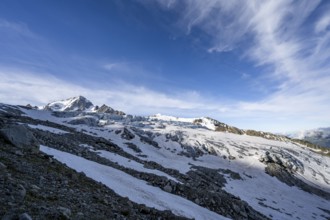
1, 96, 330, 220
39, 96, 330, 153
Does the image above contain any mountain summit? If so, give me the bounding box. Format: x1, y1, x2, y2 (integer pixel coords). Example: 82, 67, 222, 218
44, 96, 94, 112
43, 96, 126, 116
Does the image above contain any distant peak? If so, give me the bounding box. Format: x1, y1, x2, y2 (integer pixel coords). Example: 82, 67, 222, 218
96, 104, 125, 115
42, 96, 125, 115
44, 96, 94, 112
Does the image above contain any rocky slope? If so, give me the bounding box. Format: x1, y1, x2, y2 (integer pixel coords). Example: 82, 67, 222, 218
0, 96, 329, 220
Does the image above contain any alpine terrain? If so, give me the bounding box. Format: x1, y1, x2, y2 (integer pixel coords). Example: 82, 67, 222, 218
0, 96, 329, 220
287, 128, 330, 149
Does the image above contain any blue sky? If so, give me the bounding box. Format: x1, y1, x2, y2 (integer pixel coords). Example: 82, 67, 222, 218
0, 0, 330, 132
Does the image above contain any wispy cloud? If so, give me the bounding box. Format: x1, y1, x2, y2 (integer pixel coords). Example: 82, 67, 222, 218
0, 68, 229, 117
103, 61, 142, 76
102, 61, 169, 88
0, 19, 37, 38
2, 3, 330, 132
142, 0, 330, 131
315, 14, 330, 33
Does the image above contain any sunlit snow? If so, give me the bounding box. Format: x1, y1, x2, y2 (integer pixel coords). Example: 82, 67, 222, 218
40, 145, 228, 220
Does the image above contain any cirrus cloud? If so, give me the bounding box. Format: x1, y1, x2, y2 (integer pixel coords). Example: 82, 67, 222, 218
140, 0, 330, 131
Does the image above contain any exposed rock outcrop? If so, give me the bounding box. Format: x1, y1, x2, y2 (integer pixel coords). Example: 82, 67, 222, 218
0, 124, 39, 154
97, 104, 125, 115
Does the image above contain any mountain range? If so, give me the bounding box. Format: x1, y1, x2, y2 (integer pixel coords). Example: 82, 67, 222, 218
287, 128, 330, 149
0, 96, 329, 220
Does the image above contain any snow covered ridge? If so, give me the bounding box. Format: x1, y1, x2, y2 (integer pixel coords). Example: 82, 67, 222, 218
1, 97, 330, 219
42, 96, 125, 115
32, 96, 323, 148
44, 96, 94, 111
150, 114, 322, 149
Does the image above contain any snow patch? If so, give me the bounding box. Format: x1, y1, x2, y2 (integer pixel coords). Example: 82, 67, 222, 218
95, 150, 180, 182
40, 145, 228, 220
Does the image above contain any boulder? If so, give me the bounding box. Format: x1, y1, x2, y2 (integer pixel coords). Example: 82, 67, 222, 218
163, 184, 172, 193
57, 206, 72, 219
19, 213, 32, 220
0, 124, 39, 153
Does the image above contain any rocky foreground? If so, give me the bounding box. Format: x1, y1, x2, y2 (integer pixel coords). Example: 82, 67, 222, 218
0, 108, 266, 219
0, 120, 190, 219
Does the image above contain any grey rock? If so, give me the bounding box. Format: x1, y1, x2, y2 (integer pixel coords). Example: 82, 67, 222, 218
232, 204, 241, 213
125, 142, 142, 153
163, 184, 172, 193
0, 124, 39, 153
19, 213, 32, 220
30, 184, 41, 191
260, 150, 304, 174
76, 212, 84, 217
97, 104, 125, 115
68, 116, 98, 126
228, 155, 236, 160
240, 210, 248, 218
0, 161, 7, 170
18, 184, 26, 200
57, 206, 72, 219
121, 128, 135, 140
15, 150, 24, 156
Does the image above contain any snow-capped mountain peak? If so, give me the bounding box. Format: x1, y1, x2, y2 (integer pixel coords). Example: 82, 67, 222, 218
44, 96, 94, 112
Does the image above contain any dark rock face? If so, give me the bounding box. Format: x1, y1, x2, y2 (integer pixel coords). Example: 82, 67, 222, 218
265, 163, 330, 200
97, 104, 115, 113
66, 96, 94, 111
0, 124, 39, 154
121, 128, 135, 140
97, 104, 125, 115
125, 143, 142, 153
260, 151, 330, 201
68, 116, 98, 126
259, 151, 304, 173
